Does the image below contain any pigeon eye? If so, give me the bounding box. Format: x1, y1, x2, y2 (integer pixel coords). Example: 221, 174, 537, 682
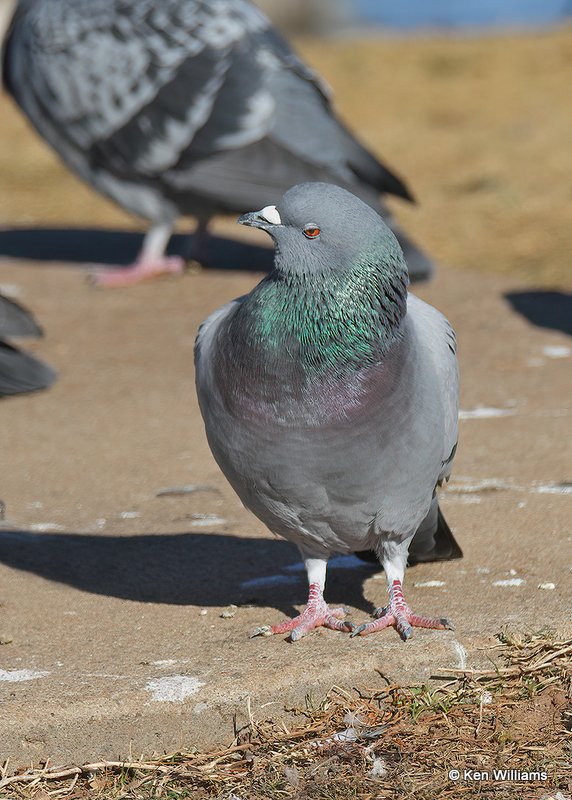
303, 224, 321, 239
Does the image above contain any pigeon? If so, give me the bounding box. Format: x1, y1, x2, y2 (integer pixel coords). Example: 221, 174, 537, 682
0, 294, 57, 396
3, 0, 433, 288
195, 182, 462, 642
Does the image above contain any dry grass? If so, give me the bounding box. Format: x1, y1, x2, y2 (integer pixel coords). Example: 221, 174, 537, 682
1, 630, 570, 799
2, 27, 572, 285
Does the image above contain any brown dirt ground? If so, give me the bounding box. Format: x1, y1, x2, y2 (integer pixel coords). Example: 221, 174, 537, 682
2, 26, 572, 283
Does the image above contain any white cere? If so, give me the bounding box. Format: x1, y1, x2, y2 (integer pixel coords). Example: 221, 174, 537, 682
260, 205, 281, 225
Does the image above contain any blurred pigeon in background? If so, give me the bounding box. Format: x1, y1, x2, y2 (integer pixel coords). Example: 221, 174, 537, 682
2, 0, 433, 287
195, 183, 461, 642
0, 294, 57, 396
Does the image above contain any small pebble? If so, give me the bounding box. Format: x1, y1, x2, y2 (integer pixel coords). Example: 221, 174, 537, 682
199, 609, 208, 616
220, 605, 238, 619
120, 511, 140, 519
538, 582, 556, 591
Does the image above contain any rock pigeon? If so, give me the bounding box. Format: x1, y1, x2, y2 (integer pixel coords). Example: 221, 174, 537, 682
0, 294, 57, 396
195, 182, 461, 642
3, 0, 433, 287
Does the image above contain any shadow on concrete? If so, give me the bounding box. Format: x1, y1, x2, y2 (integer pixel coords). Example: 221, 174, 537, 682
504, 290, 572, 336
0, 227, 274, 272
0, 529, 379, 615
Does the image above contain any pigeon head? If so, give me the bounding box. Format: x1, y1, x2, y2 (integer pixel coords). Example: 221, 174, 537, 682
238, 182, 408, 283
233, 182, 410, 377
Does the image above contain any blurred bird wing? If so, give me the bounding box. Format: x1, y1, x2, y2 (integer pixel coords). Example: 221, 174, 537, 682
0, 342, 57, 396
0, 295, 43, 338
3, 0, 274, 174
4, 0, 412, 203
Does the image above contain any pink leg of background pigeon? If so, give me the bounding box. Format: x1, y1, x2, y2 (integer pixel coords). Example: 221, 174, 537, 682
92, 221, 185, 288
353, 579, 453, 640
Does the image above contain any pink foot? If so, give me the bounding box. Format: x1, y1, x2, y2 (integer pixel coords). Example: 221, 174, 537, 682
352, 580, 453, 641
91, 256, 185, 288
250, 583, 353, 642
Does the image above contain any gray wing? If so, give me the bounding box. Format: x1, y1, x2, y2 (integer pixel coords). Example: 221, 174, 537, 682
406, 293, 459, 483
3, 0, 412, 219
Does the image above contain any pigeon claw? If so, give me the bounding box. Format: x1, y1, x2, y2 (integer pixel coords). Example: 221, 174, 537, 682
351, 580, 454, 641
251, 583, 353, 642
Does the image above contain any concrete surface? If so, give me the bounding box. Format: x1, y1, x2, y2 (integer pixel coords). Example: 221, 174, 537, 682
0, 243, 570, 767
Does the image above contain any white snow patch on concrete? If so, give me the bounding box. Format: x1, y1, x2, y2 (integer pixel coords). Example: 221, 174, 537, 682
29, 523, 65, 532
414, 580, 446, 588
542, 345, 571, 358
240, 574, 299, 589
533, 483, 572, 495
459, 407, 517, 420
0, 668, 50, 682
493, 578, 525, 587
448, 478, 513, 493
284, 554, 371, 573
538, 582, 556, 590
146, 675, 204, 703
189, 514, 226, 527
447, 494, 482, 504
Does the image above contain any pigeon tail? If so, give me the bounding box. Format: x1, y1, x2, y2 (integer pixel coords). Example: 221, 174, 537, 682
409, 504, 463, 564
391, 226, 435, 283
356, 502, 462, 566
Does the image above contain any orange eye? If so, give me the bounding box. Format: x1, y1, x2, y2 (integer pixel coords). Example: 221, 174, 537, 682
303, 224, 321, 239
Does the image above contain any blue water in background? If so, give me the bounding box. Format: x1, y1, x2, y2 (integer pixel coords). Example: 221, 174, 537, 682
354, 0, 572, 29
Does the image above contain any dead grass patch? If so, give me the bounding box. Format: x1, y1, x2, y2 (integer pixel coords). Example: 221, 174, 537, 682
1, 630, 570, 799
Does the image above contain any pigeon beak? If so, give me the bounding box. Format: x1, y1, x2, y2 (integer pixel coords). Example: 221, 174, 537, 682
237, 205, 282, 230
